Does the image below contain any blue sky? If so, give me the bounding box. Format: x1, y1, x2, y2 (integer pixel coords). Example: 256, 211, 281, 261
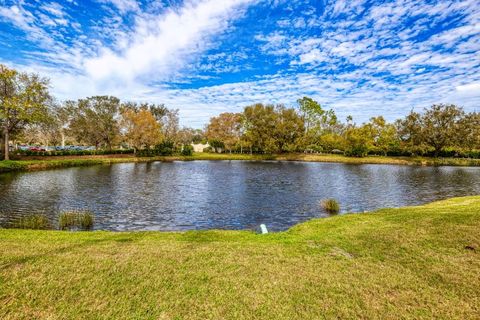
0, 0, 479, 127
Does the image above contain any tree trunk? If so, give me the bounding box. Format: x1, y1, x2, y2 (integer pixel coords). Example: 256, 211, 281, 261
434, 145, 441, 158
4, 127, 9, 160
0, 134, 3, 160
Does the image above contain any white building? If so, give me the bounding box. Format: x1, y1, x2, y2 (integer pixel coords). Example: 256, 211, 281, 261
191, 143, 210, 153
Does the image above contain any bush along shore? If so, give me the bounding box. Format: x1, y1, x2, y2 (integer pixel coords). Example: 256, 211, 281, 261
2, 152, 480, 174
0, 196, 479, 319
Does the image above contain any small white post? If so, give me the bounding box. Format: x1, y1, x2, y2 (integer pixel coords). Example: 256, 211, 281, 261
260, 224, 268, 234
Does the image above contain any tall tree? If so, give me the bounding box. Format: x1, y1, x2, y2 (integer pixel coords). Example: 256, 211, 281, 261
121, 108, 162, 153
297, 96, 324, 133
297, 97, 339, 150
177, 127, 205, 145
148, 104, 179, 144
68, 96, 120, 149
297, 97, 338, 132
21, 107, 62, 147
343, 125, 372, 157
55, 104, 71, 147
243, 104, 304, 154
421, 104, 464, 156
457, 112, 480, 152
0, 64, 50, 160
243, 104, 279, 154
206, 112, 242, 153
366, 116, 400, 156
396, 110, 424, 155
274, 105, 305, 152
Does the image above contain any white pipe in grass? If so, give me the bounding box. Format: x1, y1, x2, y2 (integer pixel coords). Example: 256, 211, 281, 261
260, 224, 268, 234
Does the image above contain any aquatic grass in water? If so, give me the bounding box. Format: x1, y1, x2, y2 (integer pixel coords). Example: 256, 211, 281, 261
321, 198, 340, 214
11, 214, 51, 230
59, 211, 94, 230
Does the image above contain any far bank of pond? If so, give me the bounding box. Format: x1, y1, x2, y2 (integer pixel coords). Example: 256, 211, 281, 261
2, 152, 480, 174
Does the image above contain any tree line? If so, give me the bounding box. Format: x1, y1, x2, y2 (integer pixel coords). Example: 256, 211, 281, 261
205, 97, 480, 158
1, 64, 479, 160
0, 65, 203, 160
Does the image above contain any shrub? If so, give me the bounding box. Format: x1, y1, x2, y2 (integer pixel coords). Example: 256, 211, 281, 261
59, 211, 94, 230
321, 199, 340, 214
181, 144, 194, 156
16, 149, 134, 157
12, 214, 51, 230
136, 141, 175, 157
154, 141, 175, 156
344, 145, 369, 157
209, 139, 225, 153
136, 149, 155, 157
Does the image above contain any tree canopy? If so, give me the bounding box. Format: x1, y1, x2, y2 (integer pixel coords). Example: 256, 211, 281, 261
0, 64, 51, 159
2, 64, 480, 160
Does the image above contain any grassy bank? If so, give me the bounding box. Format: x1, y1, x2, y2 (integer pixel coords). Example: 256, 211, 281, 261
1, 196, 479, 319
2, 152, 480, 173
0, 154, 270, 173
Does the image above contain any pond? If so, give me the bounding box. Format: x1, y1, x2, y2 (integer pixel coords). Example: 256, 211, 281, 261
1, 161, 480, 231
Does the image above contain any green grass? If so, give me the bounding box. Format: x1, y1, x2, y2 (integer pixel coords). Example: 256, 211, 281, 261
1, 196, 479, 319
2, 152, 480, 174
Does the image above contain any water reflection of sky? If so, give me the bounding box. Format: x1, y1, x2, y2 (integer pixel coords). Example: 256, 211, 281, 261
1, 161, 479, 231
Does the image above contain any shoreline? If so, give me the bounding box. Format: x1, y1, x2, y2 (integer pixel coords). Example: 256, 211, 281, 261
3, 195, 479, 233
1, 152, 480, 173
1, 195, 479, 318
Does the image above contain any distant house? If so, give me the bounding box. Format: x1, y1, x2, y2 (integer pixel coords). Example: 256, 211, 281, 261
191, 143, 210, 153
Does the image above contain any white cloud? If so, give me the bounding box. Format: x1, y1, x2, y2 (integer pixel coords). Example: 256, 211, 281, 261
456, 82, 480, 93
2, 0, 479, 128
295, 48, 327, 65
41, 2, 67, 18
98, 0, 140, 13
2, 0, 258, 107
0, 5, 34, 30
84, 0, 255, 85
0, 5, 56, 46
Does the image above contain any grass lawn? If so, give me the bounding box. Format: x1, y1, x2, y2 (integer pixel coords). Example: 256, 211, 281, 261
1, 196, 479, 319
2, 152, 480, 174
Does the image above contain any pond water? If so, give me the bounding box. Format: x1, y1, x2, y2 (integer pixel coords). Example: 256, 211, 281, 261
1, 161, 480, 231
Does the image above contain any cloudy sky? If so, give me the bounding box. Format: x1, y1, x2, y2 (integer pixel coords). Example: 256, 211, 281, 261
1, 0, 479, 127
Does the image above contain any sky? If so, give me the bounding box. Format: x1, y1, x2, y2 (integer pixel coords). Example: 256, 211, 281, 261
0, 0, 479, 127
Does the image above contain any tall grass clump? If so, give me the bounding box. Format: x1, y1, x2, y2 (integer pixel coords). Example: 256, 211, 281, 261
321, 198, 340, 214
59, 211, 94, 231
12, 214, 51, 230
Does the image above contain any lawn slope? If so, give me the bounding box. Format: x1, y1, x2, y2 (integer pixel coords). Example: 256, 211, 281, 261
0, 196, 479, 319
